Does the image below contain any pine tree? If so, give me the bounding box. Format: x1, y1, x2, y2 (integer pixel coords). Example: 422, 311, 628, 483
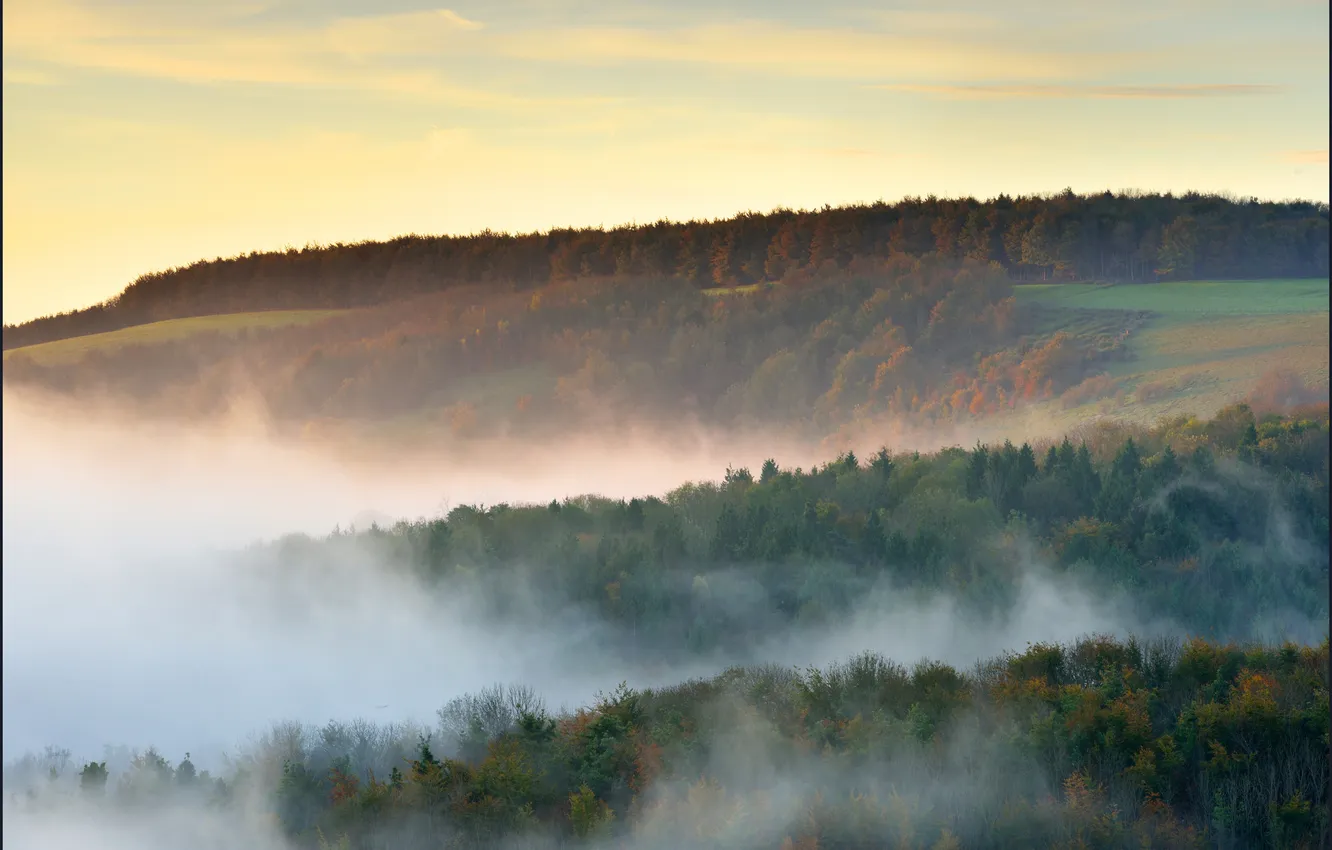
79, 762, 109, 796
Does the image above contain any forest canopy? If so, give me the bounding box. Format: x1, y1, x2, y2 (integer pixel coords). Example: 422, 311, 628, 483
4, 190, 1328, 351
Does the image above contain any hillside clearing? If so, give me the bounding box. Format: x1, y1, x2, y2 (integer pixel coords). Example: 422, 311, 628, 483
1014, 278, 1328, 315
2, 310, 346, 366
1015, 279, 1329, 427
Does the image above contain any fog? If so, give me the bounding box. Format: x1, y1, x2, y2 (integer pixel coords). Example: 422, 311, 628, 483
4, 382, 1324, 850
3, 385, 788, 765
2, 800, 292, 850
1, 383, 1171, 770
0, 384, 814, 548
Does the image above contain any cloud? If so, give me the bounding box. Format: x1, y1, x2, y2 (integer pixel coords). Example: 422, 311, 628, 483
321, 8, 484, 60
1283, 149, 1330, 165
0, 1, 1309, 107
1, 67, 58, 86
872, 82, 1285, 99
0, 1, 606, 111
868, 9, 1007, 34
490, 22, 1115, 82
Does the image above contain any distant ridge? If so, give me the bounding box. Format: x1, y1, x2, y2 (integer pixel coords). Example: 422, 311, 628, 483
4, 191, 1327, 351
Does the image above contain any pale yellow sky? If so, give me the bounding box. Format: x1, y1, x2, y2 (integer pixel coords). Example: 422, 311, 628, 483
3, 0, 1328, 323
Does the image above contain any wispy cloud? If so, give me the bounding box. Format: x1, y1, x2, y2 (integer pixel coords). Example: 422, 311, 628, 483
490, 22, 1119, 82
872, 82, 1285, 99
854, 9, 1009, 35
0, 1, 611, 111
2, 67, 58, 86
0, 1, 1301, 105
1282, 149, 1330, 165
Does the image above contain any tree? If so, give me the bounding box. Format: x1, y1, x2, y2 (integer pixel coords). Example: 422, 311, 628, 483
1021, 213, 1056, 278
1017, 443, 1038, 484
709, 233, 736, 286
176, 753, 197, 787
932, 210, 963, 258
808, 218, 837, 269
1070, 444, 1102, 515
966, 444, 989, 501
862, 509, 886, 561
711, 503, 746, 561
80, 761, 109, 796
765, 222, 802, 280
1043, 444, 1059, 476
1156, 215, 1199, 279
869, 448, 894, 484
569, 784, 615, 838
625, 498, 645, 531
839, 450, 859, 472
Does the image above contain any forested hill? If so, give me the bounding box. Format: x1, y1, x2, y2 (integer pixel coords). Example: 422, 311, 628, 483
5, 191, 1329, 350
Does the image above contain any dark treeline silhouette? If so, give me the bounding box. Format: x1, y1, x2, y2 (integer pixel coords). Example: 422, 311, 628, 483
5, 190, 1328, 350
5, 405, 1328, 849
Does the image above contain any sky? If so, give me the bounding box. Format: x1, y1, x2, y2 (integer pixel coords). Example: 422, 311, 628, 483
3, 0, 1329, 324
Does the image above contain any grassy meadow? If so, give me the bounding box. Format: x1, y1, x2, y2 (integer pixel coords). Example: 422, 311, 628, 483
1, 309, 345, 366
1015, 279, 1329, 427
1015, 278, 1328, 314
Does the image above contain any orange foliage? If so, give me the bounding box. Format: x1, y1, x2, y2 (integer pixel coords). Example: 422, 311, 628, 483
1229, 669, 1280, 720
994, 674, 1060, 708
1133, 792, 1203, 848
558, 709, 597, 743
1062, 770, 1103, 813
630, 738, 663, 794
329, 764, 360, 807
1107, 688, 1153, 749
1063, 688, 1104, 737
968, 390, 987, 415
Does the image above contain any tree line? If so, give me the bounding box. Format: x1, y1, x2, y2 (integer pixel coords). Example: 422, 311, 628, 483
11, 636, 1328, 849
329, 402, 1328, 655
5, 190, 1328, 350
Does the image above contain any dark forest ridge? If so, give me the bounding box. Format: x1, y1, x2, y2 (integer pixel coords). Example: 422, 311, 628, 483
4, 190, 1329, 351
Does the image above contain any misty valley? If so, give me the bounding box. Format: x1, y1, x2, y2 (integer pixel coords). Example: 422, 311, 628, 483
2, 189, 1330, 850
3, 397, 1328, 849
6, 0, 1332, 841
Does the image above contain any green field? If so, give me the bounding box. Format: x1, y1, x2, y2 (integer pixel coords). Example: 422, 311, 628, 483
2, 309, 346, 366
1015, 279, 1330, 426
1015, 278, 1329, 315
701, 282, 772, 297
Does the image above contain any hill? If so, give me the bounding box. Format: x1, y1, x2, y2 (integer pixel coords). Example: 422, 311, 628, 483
4, 259, 1327, 448
3, 191, 1328, 351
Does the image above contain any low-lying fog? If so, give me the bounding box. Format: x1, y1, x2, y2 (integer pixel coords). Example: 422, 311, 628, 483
3, 386, 1174, 775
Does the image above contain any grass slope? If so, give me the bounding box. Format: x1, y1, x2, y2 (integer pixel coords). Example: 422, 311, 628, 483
2, 309, 345, 366
1016, 279, 1330, 426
